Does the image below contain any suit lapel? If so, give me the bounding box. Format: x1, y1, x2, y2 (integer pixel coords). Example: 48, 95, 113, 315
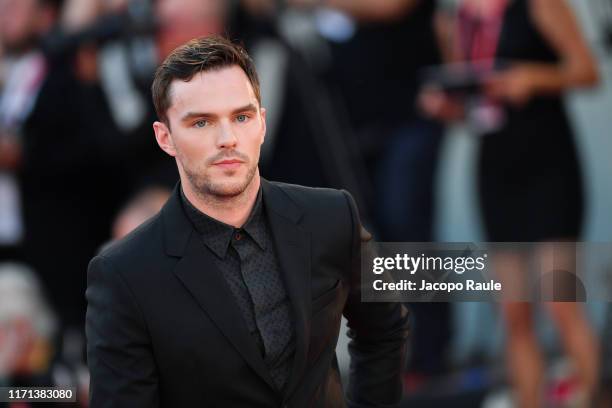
162, 184, 276, 390
262, 180, 311, 398
162, 180, 312, 397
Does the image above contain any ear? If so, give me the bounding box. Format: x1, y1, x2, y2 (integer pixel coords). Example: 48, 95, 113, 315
153, 121, 177, 157
259, 107, 267, 145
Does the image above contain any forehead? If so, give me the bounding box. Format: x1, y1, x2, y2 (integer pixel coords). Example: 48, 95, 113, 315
167, 65, 258, 118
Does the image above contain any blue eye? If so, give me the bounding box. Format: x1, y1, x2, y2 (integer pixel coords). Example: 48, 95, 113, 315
194, 120, 208, 128
236, 115, 248, 123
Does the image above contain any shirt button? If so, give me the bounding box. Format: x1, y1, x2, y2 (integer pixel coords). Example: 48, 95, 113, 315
234, 232, 242, 241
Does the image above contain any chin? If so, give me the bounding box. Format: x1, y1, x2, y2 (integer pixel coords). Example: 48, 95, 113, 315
204, 176, 252, 198
211, 183, 246, 197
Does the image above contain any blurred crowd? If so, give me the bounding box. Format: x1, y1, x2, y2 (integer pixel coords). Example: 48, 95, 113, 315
1, 0, 612, 407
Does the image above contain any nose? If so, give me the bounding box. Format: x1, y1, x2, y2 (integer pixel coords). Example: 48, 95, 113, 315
216, 121, 238, 149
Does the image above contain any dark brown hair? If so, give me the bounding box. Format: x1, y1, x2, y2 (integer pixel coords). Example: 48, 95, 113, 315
151, 36, 261, 126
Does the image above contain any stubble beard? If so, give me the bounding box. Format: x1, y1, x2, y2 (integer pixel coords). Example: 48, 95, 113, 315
185, 159, 258, 203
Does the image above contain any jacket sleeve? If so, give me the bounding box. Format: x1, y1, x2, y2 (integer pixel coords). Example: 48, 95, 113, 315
340, 190, 410, 408
86, 255, 160, 408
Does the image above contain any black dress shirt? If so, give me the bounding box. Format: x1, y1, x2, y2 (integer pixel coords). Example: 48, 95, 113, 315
180, 186, 295, 392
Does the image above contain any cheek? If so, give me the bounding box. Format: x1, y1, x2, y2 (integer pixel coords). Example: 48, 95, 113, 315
175, 135, 213, 162
247, 122, 265, 147
245, 130, 264, 157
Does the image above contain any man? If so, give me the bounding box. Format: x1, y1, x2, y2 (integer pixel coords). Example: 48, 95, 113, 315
86, 36, 409, 408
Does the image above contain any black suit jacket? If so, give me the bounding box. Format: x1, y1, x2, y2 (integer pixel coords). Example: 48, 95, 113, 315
86, 179, 409, 408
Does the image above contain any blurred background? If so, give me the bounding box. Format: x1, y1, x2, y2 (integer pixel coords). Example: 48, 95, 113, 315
1, 0, 612, 406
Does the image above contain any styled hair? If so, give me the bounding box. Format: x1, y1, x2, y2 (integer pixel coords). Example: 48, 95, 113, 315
151, 36, 261, 126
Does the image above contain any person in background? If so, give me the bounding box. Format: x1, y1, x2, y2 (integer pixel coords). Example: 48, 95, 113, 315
0, 263, 87, 408
0, 0, 130, 331
277, 0, 451, 385
0, 0, 63, 267
111, 187, 171, 240
421, 0, 600, 406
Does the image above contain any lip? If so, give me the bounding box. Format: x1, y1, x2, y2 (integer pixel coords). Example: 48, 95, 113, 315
213, 159, 243, 169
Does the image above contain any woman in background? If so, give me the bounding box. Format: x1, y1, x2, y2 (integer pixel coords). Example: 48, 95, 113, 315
421, 0, 600, 406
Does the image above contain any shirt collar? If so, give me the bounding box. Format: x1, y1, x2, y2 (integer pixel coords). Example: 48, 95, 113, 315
180, 185, 267, 258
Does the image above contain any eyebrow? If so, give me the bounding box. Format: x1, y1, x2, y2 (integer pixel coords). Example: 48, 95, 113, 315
180, 104, 259, 122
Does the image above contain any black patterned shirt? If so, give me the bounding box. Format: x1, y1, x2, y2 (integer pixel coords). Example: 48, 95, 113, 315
180, 186, 295, 392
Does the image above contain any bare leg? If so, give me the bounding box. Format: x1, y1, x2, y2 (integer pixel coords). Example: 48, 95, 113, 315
545, 301, 600, 407
501, 302, 544, 408
494, 251, 544, 408
537, 242, 600, 406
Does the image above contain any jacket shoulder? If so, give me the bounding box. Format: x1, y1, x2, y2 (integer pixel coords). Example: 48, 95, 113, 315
269, 181, 351, 212
268, 181, 358, 247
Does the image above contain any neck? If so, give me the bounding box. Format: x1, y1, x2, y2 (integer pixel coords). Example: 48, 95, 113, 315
182, 172, 261, 228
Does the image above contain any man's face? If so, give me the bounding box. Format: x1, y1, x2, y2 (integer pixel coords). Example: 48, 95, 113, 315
154, 65, 266, 199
